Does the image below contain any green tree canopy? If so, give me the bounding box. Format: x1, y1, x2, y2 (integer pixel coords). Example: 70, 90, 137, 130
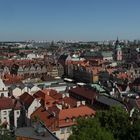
126, 120, 140, 140
97, 106, 130, 140
68, 118, 115, 140
69, 106, 140, 140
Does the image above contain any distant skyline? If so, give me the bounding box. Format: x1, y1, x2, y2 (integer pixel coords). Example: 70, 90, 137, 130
0, 0, 140, 41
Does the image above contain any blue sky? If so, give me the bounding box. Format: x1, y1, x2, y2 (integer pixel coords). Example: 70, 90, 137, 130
0, 0, 140, 41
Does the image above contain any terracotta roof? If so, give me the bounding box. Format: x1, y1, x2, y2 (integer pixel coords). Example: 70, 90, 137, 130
117, 72, 128, 79
3, 74, 23, 85
33, 90, 46, 99
0, 59, 34, 67
42, 89, 62, 100
67, 60, 86, 65
59, 106, 95, 120
31, 105, 95, 129
31, 106, 60, 131
69, 87, 97, 100
0, 97, 21, 110
34, 90, 58, 108
59, 106, 95, 127
61, 97, 77, 108
31, 107, 54, 126
19, 92, 34, 109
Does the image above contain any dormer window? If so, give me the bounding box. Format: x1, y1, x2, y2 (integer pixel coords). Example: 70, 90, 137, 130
90, 114, 94, 118
72, 117, 76, 122
65, 117, 69, 123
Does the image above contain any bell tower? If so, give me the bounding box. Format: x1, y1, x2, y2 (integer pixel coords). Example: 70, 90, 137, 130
114, 37, 122, 61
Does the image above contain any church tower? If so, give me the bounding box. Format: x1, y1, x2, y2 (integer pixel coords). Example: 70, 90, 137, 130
114, 37, 122, 61
116, 44, 122, 61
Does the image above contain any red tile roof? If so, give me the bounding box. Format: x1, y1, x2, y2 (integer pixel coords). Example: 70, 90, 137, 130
32, 89, 96, 128
34, 90, 58, 108
0, 97, 21, 110
42, 89, 62, 100
59, 106, 95, 120
31, 106, 60, 131
69, 87, 97, 100
0, 59, 34, 67
61, 97, 77, 108
3, 74, 23, 85
19, 92, 34, 109
59, 106, 95, 127
31, 105, 95, 129
117, 72, 128, 80
33, 90, 46, 99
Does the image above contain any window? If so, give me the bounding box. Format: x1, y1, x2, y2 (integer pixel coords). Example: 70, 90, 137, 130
67, 127, 71, 133
3, 111, 7, 115
17, 111, 19, 115
65, 118, 69, 123
1, 93, 4, 97
34, 106, 37, 111
72, 117, 76, 122
91, 114, 94, 118
61, 128, 65, 134
8, 92, 10, 97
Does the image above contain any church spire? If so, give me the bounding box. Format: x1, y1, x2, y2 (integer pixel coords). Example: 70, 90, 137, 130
115, 36, 119, 46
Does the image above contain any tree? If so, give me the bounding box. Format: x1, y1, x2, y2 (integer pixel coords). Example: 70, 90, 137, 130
69, 106, 140, 140
97, 106, 130, 140
68, 118, 115, 140
126, 120, 140, 140
131, 108, 140, 123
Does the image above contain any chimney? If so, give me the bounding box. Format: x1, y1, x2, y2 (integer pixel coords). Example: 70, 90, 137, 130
56, 104, 62, 110
77, 101, 81, 107
66, 93, 69, 97
47, 90, 50, 96
45, 105, 48, 111
62, 94, 65, 98
81, 101, 85, 105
